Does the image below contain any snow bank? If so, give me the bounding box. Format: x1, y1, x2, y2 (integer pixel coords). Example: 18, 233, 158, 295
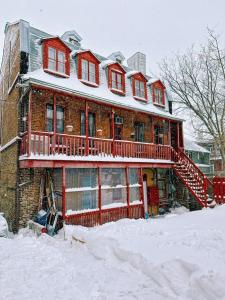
1, 206, 225, 299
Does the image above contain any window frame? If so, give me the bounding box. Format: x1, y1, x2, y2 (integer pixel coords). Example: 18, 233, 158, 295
47, 46, 67, 75
46, 104, 64, 133
131, 73, 148, 101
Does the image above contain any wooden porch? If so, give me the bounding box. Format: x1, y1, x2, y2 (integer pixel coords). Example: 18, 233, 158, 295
20, 131, 174, 161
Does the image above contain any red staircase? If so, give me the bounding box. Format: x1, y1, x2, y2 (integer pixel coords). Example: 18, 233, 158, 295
172, 149, 213, 208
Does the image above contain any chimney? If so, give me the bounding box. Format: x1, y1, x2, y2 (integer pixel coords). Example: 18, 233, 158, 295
127, 52, 146, 74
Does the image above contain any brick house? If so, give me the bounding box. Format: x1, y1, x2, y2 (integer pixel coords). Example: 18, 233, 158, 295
0, 20, 213, 232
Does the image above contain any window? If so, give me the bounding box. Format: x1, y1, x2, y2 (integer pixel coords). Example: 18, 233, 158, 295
111, 71, 122, 91
129, 168, 141, 204
134, 122, 145, 142
47, 47, 66, 74
101, 168, 127, 208
46, 104, 64, 133
80, 111, 95, 137
154, 125, 164, 144
154, 88, 164, 105
81, 59, 96, 83
65, 168, 98, 214
134, 80, 145, 99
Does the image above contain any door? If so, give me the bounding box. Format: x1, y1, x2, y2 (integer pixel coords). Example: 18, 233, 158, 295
170, 122, 178, 149
115, 124, 123, 140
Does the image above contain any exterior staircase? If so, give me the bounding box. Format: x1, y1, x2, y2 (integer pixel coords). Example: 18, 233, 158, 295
172, 149, 213, 208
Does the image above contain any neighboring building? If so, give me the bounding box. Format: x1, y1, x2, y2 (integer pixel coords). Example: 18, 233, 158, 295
198, 140, 224, 176
0, 20, 212, 232
184, 136, 214, 178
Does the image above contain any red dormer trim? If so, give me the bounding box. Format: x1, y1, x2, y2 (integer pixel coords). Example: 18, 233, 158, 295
77, 50, 100, 87
42, 37, 71, 77
151, 80, 166, 107
131, 72, 148, 101
107, 63, 126, 95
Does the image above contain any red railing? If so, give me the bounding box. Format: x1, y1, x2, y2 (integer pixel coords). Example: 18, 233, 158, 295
20, 131, 173, 161
213, 177, 225, 204
65, 204, 144, 227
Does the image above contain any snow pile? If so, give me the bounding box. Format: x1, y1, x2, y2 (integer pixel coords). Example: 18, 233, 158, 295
0, 214, 8, 237
1, 206, 225, 299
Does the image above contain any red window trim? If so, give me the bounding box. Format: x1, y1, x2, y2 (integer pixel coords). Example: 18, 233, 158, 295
108, 64, 126, 95
77, 51, 100, 87
42, 37, 71, 77
131, 74, 148, 101
152, 84, 165, 107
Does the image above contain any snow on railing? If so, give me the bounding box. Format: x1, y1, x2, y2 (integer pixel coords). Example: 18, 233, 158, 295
20, 131, 173, 161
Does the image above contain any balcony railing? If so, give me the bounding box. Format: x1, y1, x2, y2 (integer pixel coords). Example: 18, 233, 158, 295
20, 131, 174, 161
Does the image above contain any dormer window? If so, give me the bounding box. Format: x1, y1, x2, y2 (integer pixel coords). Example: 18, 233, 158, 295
151, 80, 165, 107
105, 62, 126, 95
81, 59, 96, 83
154, 88, 163, 105
129, 72, 148, 101
135, 80, 145, 98
112, 71, 122, 90
76, 50, 100, 87
42, 37, 71, 77
48, 47, 65, 74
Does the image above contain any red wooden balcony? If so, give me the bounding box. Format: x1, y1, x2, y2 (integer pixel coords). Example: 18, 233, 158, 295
20, 131, 174, 161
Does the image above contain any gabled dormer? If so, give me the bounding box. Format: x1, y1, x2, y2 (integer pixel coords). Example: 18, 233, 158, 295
148, 79, 166, 107
75, 50, 101, 87
127, 72, 148, 102
41, 36, 71, 77
102, 61, 126, 95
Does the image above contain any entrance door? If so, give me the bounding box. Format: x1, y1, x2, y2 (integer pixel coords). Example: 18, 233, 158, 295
115, 124, 123, 140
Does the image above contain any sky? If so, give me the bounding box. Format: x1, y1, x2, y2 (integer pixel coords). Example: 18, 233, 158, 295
0, 0, 225, 76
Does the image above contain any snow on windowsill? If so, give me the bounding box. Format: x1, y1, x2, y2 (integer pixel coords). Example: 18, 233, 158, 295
110, 88, 125, 95
66, 187, 98, 192
133, 96, 148, 102
101, 203, 127, 209
153, 102, 165, 108
130, 200, 143, 205
44, 69, 69, 78
80, 79, 99, 87
66, 208, 99, 216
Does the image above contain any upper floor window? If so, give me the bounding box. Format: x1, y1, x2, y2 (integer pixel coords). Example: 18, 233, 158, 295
154, 88, 164, 106
107, 63, 126, 95
48, 47, 66, 74
152, 80, 166, 106
112, 71, 122, 91
81, 59, 96, 83
76, 50, 100, 87
130, 72, 148, 101
42, 37, 71, 77
46, 104, 64, 133
135, 80, 145, 99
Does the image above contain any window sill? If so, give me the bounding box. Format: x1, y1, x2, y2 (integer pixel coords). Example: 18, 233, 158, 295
110, 88, 125, 96
80, 79, 99, 88
153, 102, 165, 108
44, 69, 69, 78
133, 96, 148, 102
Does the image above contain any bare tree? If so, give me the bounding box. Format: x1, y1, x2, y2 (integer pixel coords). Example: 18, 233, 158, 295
160, 29, 225, 171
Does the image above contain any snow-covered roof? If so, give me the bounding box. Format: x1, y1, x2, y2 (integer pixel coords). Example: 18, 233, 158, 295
22, 68, 183, 121
184, 136, 210, 153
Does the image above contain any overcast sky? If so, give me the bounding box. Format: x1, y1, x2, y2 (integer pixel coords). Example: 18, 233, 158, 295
1, 0, 225, 76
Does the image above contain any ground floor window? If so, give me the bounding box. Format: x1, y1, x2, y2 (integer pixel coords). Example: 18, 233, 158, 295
129, 168, 141, 203
101, 168, 127, 208
65, 168, 98, 214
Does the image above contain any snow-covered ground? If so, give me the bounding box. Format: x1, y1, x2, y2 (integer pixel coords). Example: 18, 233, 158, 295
1, 206, 225, 300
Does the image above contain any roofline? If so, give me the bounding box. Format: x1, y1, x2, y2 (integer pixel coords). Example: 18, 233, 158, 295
24, 77, 184, 122
40, 36, 72, 52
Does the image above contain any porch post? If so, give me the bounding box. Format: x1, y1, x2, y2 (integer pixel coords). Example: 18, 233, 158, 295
53, 93, 57, 154
139, 168, 145, 218
98, 167, 102, 225
27, 89, 32, 156
62, 167, 66, 219
177, 122, 180, 151
125, 166, 130, 218
85, 101, 89, 156
111, 108, 115, 156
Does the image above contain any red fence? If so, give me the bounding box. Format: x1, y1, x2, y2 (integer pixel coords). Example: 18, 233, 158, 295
65, 204, 144, 227
20, 131, 173, 161
213, 177, 225, 204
